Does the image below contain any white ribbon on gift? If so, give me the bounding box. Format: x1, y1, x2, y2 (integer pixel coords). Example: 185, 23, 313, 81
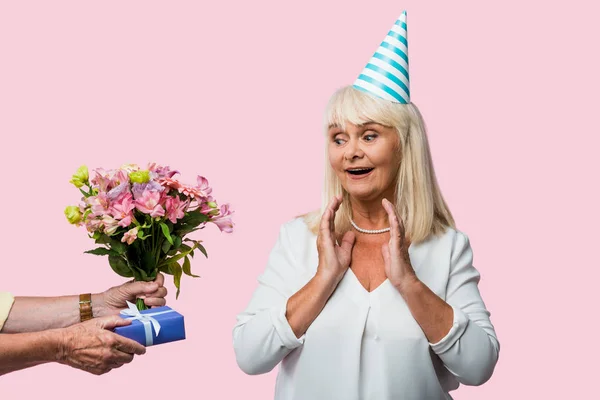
119, 301, 175, 346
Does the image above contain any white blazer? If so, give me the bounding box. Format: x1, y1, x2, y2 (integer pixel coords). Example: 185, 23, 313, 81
233, 218, 499, 400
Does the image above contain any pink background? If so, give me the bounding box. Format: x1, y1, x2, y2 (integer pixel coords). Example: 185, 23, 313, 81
1, 0, 598, 398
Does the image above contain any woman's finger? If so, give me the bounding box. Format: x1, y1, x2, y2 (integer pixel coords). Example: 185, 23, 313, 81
320, 196, 339, 244
330, 195, 342, 238
319, 208, 332, 239
382, 199, 401, 249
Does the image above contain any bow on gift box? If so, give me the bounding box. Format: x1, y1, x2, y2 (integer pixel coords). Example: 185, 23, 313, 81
120, 301, 174, 346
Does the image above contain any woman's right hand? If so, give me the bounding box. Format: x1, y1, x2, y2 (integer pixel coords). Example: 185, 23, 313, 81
316, 195, 356, 285
57, 315, 146, 375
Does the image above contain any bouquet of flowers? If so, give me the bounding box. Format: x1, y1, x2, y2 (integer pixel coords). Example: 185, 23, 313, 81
64, 163, 233, 310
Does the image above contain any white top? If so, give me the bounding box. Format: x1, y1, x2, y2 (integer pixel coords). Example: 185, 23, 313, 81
233, 218, 499, 400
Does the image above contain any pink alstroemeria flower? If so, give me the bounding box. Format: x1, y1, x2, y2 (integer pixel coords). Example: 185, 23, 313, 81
148, 163, 178, 179
107, 181, 130, 201
92, 168, 126, 193
111, 193, 136, 227
121, 227, 138, 245
135, 190, 165, 218
210, 204, 234, 233
87, 193, 110, 217
85, 217, 103, 233
196, 176, 213, 196
90, 168, 112, 192
132, 181, 164, 199
165, 196, 188, 224
102, 215, 120, 235
120, 164, 140, 173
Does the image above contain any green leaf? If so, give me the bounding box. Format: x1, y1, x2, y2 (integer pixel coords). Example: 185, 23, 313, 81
160, 222, 174, 245
96, 235, 127, 255
131, 267, 149, 281
108, 255, 133, 278
197, 243, 208, 258
169, 262, 183, 299
179, 243, 192, 252
158, 264, 172, 275
84, 247, 115, 256
162, 239, 172, 254
172, 235, 182, 250
95, 234, 111, 245
137, 229, 150, 240
174, 210, 210, 236
181, 210, 210, 225
160, 250, 189, 266
140, 251, 157, 273
182, 256, 200, 278
108, 238, 127, 254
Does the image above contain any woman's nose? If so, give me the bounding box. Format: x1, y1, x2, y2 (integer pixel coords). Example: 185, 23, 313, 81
344, 139, 364, 160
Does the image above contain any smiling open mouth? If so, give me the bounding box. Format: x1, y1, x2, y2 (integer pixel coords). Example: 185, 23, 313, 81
346, 168, 374, 175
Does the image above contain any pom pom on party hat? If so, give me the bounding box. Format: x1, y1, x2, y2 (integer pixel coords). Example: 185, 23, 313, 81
353, 10, 410, 104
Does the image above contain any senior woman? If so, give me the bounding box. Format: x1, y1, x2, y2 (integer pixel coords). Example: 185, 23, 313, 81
0, 274, 167, 376
233, 11, 499, 400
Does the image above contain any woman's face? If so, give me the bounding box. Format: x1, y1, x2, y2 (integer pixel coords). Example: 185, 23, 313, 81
328, 121, 401, 202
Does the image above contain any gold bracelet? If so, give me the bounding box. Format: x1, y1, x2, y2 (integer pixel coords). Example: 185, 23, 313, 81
79, 293, 93, 322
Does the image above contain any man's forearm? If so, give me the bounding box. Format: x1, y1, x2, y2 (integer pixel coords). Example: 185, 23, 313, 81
1, 294, 106, 333
0, 329, 63, 376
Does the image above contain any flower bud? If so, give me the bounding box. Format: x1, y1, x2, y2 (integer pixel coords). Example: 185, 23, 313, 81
129, 170, 151, 184
64, 206, 83, 224
207, 201, 218, 208
69, 165, 89, 188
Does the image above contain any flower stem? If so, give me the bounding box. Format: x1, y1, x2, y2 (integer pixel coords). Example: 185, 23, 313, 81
136, 298, 148, 311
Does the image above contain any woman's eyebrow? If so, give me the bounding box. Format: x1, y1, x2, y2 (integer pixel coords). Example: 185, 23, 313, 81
359, 121, 381, 127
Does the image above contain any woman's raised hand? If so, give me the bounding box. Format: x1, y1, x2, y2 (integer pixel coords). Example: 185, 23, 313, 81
381, 198, 418, 293
316, 195, 356, 285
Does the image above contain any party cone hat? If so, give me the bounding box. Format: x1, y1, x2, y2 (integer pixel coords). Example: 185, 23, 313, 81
353, 10, 410, 103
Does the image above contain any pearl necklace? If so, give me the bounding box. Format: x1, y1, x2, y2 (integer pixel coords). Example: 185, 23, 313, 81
350, 219, 391, 234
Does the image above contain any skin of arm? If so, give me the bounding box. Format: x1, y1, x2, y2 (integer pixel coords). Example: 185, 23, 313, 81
1, 274, 167, 334
286, 196, 356, 338
381, 198, 453, 343
0, 276, 166, 376
285, 273, 339, 338
0, 329, 62, 375
0, 315, 146, 376
398, 279, 454, 343
1, 294, 108, 333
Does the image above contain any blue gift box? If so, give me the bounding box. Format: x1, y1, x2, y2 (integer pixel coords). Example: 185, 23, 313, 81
113, 305, 186, 347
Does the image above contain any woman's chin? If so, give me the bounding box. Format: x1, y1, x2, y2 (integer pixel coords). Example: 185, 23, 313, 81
344, 188, 381, 202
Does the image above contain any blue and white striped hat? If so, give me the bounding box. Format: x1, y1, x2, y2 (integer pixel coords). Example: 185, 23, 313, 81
353, 10, 410, 104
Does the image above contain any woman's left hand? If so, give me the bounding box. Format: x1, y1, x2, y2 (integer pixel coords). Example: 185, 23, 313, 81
94, 273, 168, 316
381, 198, 420, 294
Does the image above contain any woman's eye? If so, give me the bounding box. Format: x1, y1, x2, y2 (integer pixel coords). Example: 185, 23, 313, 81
334, 138, 345, 145
364, 133, 378, 142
